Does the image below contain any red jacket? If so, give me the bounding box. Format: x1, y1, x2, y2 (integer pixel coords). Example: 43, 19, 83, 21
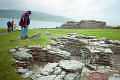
19, 13, 30, 27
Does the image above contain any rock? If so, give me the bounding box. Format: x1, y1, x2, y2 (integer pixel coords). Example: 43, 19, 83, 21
35, 75, 56, 80
15, 60, 31, 68
107, 40, 120, 45
81, 36, 96, 39
12, 51, 32, 61
17, 68, 29, 74
28, 45, 41, 48
109, 74, 120, 80
18, 47, 31, 52
67, 37, 80, 42
104, 48, 113, 54
22, 71, 32, 78
67, 33, 78, 38
60, 71, 66, 76
96, 66, 111, 73
113, 40, 120, 45
54, 75, 65, 80
89, 48, 101, 54
45, 31, 51, 35
64, 73, 80, 80
10, 47, 32, 60
59, 60, 83, 72
47, 47, 71, 59
31, 73, 42, 80
9, 48, 16, 53
78, 39, 89, 45
86, 45, 113, 54
53, 67, 62, 75
85, 64, 96, 71
41, 63, 58, 75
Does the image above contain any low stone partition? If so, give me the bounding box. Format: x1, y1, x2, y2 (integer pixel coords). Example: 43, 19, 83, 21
30, 46, 71, 63
10, 46, 71, 63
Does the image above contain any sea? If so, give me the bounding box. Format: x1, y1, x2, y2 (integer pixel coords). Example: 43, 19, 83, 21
0, 18, 63, 29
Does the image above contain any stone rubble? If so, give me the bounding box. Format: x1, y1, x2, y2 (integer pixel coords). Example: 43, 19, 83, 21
30, 60, 83, 80
9, 32, 120, 80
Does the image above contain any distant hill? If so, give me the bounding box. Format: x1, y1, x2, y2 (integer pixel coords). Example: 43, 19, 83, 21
0, 9, 69, 22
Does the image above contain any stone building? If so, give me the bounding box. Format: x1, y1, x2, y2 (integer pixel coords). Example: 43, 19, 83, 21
61, 20, 106, 28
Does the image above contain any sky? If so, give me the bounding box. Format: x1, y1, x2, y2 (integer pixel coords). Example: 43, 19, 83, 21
0, 0, 120, 25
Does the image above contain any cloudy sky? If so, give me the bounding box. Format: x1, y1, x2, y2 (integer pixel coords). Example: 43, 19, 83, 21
0, 0, 119, 25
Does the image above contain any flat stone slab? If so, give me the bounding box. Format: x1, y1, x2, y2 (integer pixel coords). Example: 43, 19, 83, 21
35, 75, 56, 80
41, 63, 59, 75
12, 51, 32, 61
64, 73, 80, 80
59, 60, 83, 72
47, 45, 71, 59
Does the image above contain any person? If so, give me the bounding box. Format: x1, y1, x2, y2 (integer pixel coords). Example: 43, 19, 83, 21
19, 11, 31, 39
11, 19, 16, 31
7, 21, 12, 32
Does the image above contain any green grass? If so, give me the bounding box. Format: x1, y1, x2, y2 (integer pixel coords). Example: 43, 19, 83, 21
0, 28, 120, 80
0, 28, 7, 32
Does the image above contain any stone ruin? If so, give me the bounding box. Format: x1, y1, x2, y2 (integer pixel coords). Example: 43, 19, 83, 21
60, 20, 106, 29
9, 33, 120, 80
